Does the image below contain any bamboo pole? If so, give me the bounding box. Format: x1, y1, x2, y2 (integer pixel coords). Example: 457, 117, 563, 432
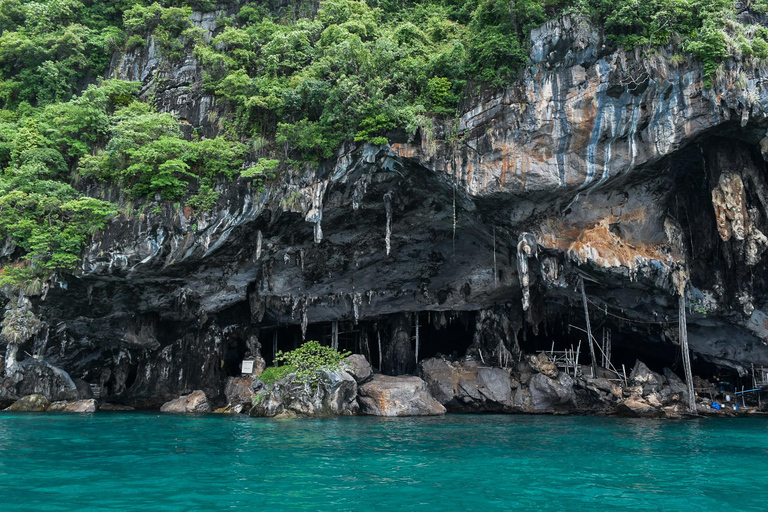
272, 330, 278, 361
679, 295, 697, 414
493, 226, 497, 286
575, 340, 581, 378
580, 278, 598, 378
414, 312, 420, 365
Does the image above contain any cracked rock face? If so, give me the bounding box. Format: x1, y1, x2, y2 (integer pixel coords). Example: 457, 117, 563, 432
5, 16, 768, 407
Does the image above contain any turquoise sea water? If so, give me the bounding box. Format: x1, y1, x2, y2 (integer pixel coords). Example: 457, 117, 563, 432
1, 413, 767, 511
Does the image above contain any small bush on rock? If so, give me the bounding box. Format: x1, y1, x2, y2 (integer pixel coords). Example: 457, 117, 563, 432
273, 340, 350, 386
258, 365, 296, 385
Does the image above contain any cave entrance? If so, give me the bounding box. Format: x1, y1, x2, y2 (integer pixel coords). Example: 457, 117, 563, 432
260, 325, 303, 367
223, 337, 247, 377
517, 301, 689, 379
415, 311, 475, 362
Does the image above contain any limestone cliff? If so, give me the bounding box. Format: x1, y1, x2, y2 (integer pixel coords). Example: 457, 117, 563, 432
5, 15, 768, 408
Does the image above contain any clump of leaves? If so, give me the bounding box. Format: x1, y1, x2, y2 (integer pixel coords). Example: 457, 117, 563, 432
258, 365, 296, 385
273, 340, 351, 386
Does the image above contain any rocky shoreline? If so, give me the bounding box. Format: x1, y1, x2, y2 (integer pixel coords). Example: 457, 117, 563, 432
3, 354, 763, 420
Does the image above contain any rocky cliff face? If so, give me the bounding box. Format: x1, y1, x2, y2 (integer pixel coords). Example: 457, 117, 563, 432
5, 15, 768, 408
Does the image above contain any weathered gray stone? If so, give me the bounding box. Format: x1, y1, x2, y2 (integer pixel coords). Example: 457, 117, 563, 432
343, 354, 373, 384
5, 394, 50, 412
616, 395, 664, 418
73, 379, 94, 400
7, 360, 78, 402
250, 370, 358, 418
48, 399, 98, 413
160, 390, 210, 413
586, 378, 623, 399
528, 373, 576, 411
358, 375, 446, 416
630, 361, 664, 396
224, 376, 255, 409
418, 357, 457, 404
529, 352, 559, 379
419, 357, 513, 412
663, 368, 688, 396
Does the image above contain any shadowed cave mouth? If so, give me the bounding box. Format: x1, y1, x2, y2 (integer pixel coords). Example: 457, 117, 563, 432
248, 304, 739, 385
520, 301, 746, 387
257, 312, 476, 372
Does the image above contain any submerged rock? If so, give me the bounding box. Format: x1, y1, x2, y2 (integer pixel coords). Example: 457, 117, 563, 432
250, 370, 358, 418
5, 394, 50, 412
358, 375, 446, 416
160, 390, 211, 414
99, 403, 135, 411
48, 399, 98, 413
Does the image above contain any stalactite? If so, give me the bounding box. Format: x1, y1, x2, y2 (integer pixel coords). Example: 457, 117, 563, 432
352, 293, 362, 324
384, 191, 393, 256
332, 321, 339, 350
255, 230, 263, 260
377, 328, 382, 371
516, 233, 537, 312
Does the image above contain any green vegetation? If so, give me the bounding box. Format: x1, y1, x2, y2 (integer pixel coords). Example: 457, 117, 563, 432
272, 340, 351, 386
258, 364, 297, 385
0, 0, 766, 287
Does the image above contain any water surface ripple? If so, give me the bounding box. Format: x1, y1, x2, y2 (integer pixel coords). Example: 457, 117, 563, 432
0, 413, 766, 511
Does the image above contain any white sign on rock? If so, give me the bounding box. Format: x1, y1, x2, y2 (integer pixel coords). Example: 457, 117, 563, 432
241, 360, 255, 374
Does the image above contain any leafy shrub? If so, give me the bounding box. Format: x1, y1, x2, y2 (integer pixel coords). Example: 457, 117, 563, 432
273, 340, 351, 386
258, 365, 297, 385
186, 184, 220, 212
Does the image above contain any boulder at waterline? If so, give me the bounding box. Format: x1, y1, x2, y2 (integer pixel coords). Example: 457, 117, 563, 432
5, 394, 50, 412
616, 395, 665, 418
527, 373, 576, 412
1, 359, 78, 402
418, 357, 513, 412
48, 399, 98, 413
249, 370, 358, 418
343, 354, 373, 384
224, 376, 255, 410
358, 375, 446, 416
528, 352, 559, 379
630, 361, 664, 396
160, 390, 211, 413
663, 368, 689, 397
